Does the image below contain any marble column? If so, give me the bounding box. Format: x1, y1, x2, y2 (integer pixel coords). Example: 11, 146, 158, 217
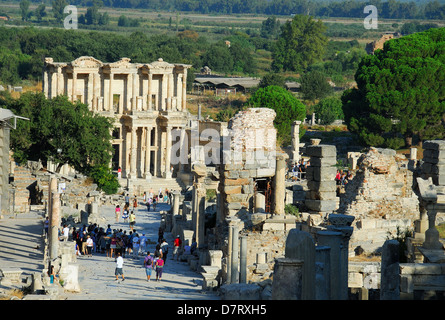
57, 68, 63, 96
126, 73, 132, 113
49, 177, 59, 261
43, 68, 49, 97
88, 73, 93, 110
176, 74, 182, 111
229, 219, 239, 284
144, 126, 152, 180
182, 69, 187, 111
273, 153, 288, 215
161, 74, 168, 111
167, 73, 174, 110
194, 185, 206, 249
291, 120, 301, 163
164, 126, 172, 178
173, 191, 180, 215
109, 73, 114, 115
71, 71, 77, 103
130, 126, 137, 179
132, 72, 137, 112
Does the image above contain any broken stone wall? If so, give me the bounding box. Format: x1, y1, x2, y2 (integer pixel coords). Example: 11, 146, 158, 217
338, 147, 419, 254
219, 108, 277, 219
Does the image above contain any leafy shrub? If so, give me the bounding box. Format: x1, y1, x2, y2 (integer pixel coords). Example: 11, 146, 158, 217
89, 165, 120, 195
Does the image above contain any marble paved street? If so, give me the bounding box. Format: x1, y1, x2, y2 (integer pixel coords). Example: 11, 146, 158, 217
0, 200, 219, 300
63, 201, 219, 300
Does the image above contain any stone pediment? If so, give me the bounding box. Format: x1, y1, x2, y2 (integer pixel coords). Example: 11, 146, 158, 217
147, 58, 174, 71
107, 57, 132, 69
71, 56, 103, 68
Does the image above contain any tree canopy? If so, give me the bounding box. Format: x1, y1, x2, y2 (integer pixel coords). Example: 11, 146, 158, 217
247, 85, 306, 145
272, 14, 327, 73
0, 92, 114, 175
341, 27, 445, 149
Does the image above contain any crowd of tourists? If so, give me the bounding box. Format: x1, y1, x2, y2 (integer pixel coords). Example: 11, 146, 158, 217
55, 187, 180, 283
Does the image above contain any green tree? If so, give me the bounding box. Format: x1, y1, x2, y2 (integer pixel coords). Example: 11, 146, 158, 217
201, 42, 233, 73
20, 0, 31, 21
247, 85, 306, 145
34, 4, 47, 22
341, 28, 445, 149
258, 73, 285, 89
314, 97, 344, 125
272, 14, 327, 73
2, 92, 115, 175
52, 0, 67, 23
300, 70, 333, 101
260, 16, 280, 39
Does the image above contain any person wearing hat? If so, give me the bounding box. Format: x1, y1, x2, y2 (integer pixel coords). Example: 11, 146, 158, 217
173, 235, 182, 261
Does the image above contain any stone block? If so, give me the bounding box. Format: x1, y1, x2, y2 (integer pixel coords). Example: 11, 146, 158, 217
306, 166, 337, 182
224, 178, 250, 186
305, 199, 337, 212
348, 272, 364, 288
306, 145, 336, 158
224, 170, 240, 179
224, 186, 242, 194
257, 168, 275, 177
307, 190, 337, 200
226, 193, 249, 203
307, 180, 337, 192
309, 156, 337, 167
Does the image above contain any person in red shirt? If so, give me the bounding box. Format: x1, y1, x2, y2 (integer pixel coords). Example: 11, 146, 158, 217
173, 235, 182, 261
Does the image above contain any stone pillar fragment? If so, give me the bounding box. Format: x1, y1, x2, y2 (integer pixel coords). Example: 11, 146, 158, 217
285, 229, 316, 299
271, 258, 304, 300
240, 235, 247, 284
317, 230, 342, 300
380, 239, 400, 300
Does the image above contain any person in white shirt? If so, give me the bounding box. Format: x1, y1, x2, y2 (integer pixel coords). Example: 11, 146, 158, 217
86, 235, 94, 257
115, 252, 125, 282
62, 225, 70, 241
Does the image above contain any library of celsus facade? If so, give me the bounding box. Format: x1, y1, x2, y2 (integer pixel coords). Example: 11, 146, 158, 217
42, 56, 191, 180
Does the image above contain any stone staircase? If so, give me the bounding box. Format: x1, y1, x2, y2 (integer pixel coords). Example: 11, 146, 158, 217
121, 176, 189, 197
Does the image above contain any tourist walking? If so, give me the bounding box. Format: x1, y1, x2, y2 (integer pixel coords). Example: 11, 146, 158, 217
86, 235, 94, 257
139, 233, 147, 255
122, 206, 129, 223
44, 217, 49, 238
125, 194, 130, 207
61, 224, 70, 241
115, 205, 121, 223
132, 233, 140, 259
114, 252, 125, 283
133, 195, 138, 209
144, 251, 154, 282
173, 235, 182, 261
155, 255, 164, 281
110, 234, 117, 258
160, 238, 169, 265
129, 211, 136, 231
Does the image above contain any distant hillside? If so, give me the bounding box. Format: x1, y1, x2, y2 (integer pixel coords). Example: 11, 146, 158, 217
2, 0, 445, 19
